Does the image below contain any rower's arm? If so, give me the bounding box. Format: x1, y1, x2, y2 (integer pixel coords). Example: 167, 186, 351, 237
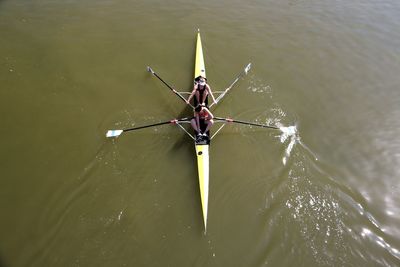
195, 112, 200, 128
187, 86, 197, 103
207, 85, 217, 103
204, 107, 214, 119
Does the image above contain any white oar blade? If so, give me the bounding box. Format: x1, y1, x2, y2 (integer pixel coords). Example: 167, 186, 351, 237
280, 125, 297, 135
147, 66, 154, 74
106, 130, 123, 138
244, 63, 252, 74
279, 126, 297, 142
278, 125, 298, 165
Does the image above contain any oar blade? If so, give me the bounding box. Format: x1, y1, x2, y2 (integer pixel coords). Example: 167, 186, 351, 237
279, 126, 297, 135
212, 62, 253, 107
147, 66, 154, 74
244, 63, 252, 74
279, 126, 297, 142
106, 130, 123, 138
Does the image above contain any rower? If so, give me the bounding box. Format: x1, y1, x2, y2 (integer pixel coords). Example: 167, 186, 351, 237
187, 76, 217, 107
191, 104, 214, 138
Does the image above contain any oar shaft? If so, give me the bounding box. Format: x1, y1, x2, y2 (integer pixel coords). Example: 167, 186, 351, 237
210, 63, 251, 107
106, 117, 194, 138
148, 67, 194, 108
214, 117, 279, 130
124, 120, 173, 132
124, 118, 192, 133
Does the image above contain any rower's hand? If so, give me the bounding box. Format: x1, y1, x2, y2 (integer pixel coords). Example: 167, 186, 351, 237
185, 99, 190, 104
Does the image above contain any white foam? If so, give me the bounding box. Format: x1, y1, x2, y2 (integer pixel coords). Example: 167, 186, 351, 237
279, 125, 298, 165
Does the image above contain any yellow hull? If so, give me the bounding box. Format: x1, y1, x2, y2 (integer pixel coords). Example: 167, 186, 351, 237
195, 144, 209, 231
195, 31, 206, 79
195, 30, 209, 232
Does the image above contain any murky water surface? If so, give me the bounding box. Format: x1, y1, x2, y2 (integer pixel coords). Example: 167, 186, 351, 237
1, 0, 400, 266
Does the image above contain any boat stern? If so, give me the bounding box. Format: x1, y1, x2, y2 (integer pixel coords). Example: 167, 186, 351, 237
195, 144, 209, 231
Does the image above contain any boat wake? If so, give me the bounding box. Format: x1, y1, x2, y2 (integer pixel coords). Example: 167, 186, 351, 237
244, 78, 400, 266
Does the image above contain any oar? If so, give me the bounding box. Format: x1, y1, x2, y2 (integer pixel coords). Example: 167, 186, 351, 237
147, 66, 194, 108
214, 117, 280, 130
106, 118, 192, 138
210, 63, 252, 108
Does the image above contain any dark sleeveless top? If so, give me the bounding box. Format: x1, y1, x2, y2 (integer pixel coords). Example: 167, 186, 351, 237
193, 83, 209, 107
196, 84, 206, 92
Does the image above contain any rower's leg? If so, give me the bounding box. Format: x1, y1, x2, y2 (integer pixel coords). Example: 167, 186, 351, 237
190, 118, 200, 134
204, 119, 214, 134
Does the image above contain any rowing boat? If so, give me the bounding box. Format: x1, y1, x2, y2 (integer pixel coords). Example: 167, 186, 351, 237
106, 31, 263, 233
194, 31, 210, 232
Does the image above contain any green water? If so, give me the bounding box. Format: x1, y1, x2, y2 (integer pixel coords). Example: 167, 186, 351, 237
1, 0, 400, 266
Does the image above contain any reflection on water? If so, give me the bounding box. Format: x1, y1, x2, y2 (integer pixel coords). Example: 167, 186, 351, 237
262, 128, 400, 265
361, 228, 400, 260
245, 71, 400, 265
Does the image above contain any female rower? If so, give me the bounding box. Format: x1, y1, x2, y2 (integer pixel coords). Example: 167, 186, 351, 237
191, 104, 214, 137
186, 76, 217, 107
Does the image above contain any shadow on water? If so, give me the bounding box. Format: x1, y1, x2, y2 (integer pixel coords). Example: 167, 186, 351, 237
170, 106, 195, 153
178, 104, 194, 118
